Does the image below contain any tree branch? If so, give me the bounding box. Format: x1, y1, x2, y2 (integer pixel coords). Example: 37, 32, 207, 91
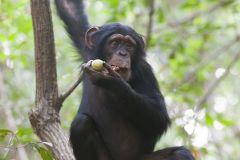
177, 35, 240, 87
59, 69, 83, 104
145, 0, 155, 49
29, 0, 74, 159
195, 50, 240, 111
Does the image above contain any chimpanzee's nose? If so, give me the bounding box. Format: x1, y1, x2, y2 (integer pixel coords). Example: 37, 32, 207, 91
118, 51, 127, 56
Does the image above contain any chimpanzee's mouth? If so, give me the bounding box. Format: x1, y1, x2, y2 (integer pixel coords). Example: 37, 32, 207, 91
108, 64, 131, 80
111, 65, 128, 72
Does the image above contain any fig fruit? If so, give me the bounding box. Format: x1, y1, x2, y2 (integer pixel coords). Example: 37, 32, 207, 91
91, 59, 104, 71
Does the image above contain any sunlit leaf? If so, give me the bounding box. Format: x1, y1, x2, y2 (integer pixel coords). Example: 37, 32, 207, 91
106, 0, 119, 7
15, 128, 34, 143
205, 113, 214, 126
219, 119, 235, 126
16, 128, 33, 137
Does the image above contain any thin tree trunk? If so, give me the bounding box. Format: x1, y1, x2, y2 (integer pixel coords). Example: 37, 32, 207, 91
29, 0, 75, 159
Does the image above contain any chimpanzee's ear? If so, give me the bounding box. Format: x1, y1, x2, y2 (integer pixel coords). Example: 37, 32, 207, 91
85, 27, 99, 49
137, 34, 146, 49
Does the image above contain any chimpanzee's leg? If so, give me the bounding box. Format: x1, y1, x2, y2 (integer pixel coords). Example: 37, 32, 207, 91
143, 146, 195, 160
70, 113, 112, 160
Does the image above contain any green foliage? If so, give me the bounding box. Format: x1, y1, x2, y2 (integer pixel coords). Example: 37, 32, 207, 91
31, 143, 53, 160
0, 128, 53, 160
16, 128, 34, 144
0, 129, 13, 142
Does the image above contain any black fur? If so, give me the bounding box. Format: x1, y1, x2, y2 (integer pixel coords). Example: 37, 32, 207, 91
55, 0, 195, 160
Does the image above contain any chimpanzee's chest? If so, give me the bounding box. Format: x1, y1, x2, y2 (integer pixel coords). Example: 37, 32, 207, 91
90, 102, 146, 160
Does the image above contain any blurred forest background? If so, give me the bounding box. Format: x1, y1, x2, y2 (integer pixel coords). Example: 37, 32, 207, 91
0, 0, 240, 159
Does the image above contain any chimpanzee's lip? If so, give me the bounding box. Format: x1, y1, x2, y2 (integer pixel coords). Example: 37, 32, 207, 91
111, 65, 128, 72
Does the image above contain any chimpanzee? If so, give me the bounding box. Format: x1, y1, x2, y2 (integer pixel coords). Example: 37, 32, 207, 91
55, 0, 195, 160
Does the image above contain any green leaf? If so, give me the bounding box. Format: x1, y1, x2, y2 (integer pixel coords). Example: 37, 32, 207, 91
106, 0, 119, 7
181, 0, 200, 10
32, 143, 53, 160
15, 128, 34, 143
0, 53, 7, 62
163, 32, 177, 43
205, 113, 214, 126
193, 17, 203, 26
157, 8, 165, 23
37, 147, 53, 160
219, 119, 235, 126
0, 129, 13, 141
20, 54, 29, 68
16, 128, 33, 137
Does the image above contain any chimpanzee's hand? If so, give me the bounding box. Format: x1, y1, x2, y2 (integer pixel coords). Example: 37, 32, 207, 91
82, 60, 123, 87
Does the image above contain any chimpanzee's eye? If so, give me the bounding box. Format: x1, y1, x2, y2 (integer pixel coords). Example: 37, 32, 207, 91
125, 43, 135, 53
110, 40, 119, 48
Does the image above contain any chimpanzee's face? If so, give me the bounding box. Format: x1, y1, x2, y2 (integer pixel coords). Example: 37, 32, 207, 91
103, 34, 136, 80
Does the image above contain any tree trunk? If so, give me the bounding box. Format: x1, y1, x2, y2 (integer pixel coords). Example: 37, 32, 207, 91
29, 0, 75, 159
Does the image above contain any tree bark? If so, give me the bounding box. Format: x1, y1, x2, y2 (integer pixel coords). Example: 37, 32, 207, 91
29, 0, 75, 159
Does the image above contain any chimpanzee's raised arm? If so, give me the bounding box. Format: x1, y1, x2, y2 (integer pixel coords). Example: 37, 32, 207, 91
55, 0, 90, 60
